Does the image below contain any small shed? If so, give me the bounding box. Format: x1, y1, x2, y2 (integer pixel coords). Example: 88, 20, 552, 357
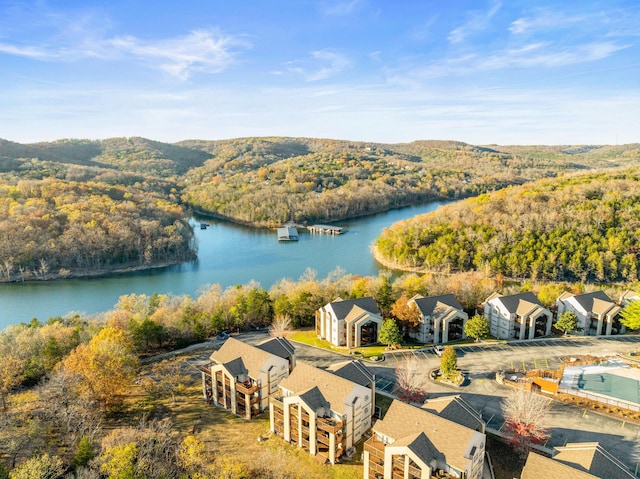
277, 227, 299, 241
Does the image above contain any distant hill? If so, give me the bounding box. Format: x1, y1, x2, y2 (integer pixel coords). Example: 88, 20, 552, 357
1, 136, 639, 228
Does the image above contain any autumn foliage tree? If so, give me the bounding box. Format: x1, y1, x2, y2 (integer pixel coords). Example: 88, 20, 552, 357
390, 296, 422, 335
395, 358, 429, 404
501, 389, 550, 456
61, 327, 138, 410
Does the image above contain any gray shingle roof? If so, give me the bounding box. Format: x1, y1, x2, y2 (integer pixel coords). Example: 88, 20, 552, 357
328, 297, 381, 320
326, 359, 375, 387
413, 294, 463, 316
374, 400, 479, 473
554, 443, 636, 479
278, 362, 365, 413
257, 337, 296, 359
298, 385, 330, 413
211, 337, 275, 379
570, 291, 614, 313
421, 395, 484, 432
493, 292, 542, 314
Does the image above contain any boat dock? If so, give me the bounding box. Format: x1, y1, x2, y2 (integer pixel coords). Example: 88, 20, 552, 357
277, 227, 299, 241
308, 224, 344, 235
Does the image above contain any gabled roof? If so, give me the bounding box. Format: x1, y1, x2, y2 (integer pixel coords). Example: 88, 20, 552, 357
421, 395, 484, 432
326, 297, 381, 320
487, 292, 544, 314
278, 362, 367, 413
223, 357, 247, 377
554, 443, 636, 479
390, 432, 442, 467
344, 304, 381, 324
326, 359, 375, 387
620, 290, 639, 305
412, 294, 464, 317
298, 385, 330, 413
567, 291, 616, 314
211, 337, 278, 379
257, 337, 296, 359
522, 444, 636, 479
373, 400, 480, 473
522, 452, 597, 479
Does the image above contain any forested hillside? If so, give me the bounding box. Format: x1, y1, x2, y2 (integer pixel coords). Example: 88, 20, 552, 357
180, 138, 640, 226
1, 135, 639, 280
373, 168, 640, 283
0, 156, 196, 281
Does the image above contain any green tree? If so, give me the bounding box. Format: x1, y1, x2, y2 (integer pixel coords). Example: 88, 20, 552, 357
463, 315, 490, 342
440, 346, 457, 378
72, 436, 95, 468
620, 300, 640, 330
555, 311, 579, 336
378, 319, 402, 349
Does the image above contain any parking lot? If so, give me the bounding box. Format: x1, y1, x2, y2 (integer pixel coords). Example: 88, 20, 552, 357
382, 335, 640, 375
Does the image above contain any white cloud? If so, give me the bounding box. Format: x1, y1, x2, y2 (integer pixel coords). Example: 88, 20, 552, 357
509, 11, 588, 35
321, 0, 366, 16
448, 2, 502, 44
413, 40, 629, 78
288, 50, 351, 82
0, 28, 250, 80
109, 29, 249, 80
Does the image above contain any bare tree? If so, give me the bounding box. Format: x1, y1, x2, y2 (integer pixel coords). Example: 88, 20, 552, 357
501, 389, 550, 456
37, 367, 103, 446
395, 358, 429, 404
269, 314, 292, 337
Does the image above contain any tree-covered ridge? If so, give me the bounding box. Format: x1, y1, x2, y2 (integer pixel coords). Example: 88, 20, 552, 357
1, 137, 212, 178
0, 176, 195, 281
374, 168, 640, 283
180, 138, 640, 227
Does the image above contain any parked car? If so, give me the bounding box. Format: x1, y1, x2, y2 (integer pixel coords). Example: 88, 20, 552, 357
432, 345, 444, 357
216, 331, 230, 341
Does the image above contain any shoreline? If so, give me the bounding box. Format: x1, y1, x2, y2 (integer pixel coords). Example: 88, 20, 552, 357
370, 243, 428, 274
0, 257, 196, 284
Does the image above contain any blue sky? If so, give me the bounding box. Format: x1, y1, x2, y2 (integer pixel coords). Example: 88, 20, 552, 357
1, 0, 639, 145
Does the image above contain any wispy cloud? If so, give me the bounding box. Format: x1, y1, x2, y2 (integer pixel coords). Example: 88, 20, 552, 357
414, 40, 629, 78
0, 27, 249, 80
321, 0, 366, 16
288, 50, 350, 81
448, 2, 502, 44
109, 29, 249, 80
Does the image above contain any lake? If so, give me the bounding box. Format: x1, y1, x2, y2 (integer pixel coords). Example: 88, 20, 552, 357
0, 202, 446, 329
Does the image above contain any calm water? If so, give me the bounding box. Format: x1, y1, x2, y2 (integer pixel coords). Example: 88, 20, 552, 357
0, 202, 446, 328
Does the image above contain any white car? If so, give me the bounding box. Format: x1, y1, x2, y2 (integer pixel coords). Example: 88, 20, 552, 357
432, 345, 444, 356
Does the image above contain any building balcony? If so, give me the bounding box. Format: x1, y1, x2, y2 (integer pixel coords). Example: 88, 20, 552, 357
236, 381, 259, 395
318, 417, 343, 434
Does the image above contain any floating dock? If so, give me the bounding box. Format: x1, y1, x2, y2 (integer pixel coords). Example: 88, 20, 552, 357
277, 227, 299, 241
308, 224, 344, 235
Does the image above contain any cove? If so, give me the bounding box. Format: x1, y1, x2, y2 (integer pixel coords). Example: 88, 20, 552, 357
0, 201, 446, 329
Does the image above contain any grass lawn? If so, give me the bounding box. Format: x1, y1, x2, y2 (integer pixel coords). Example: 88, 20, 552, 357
132, 369, 364, 479
288, 329, 427, 360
